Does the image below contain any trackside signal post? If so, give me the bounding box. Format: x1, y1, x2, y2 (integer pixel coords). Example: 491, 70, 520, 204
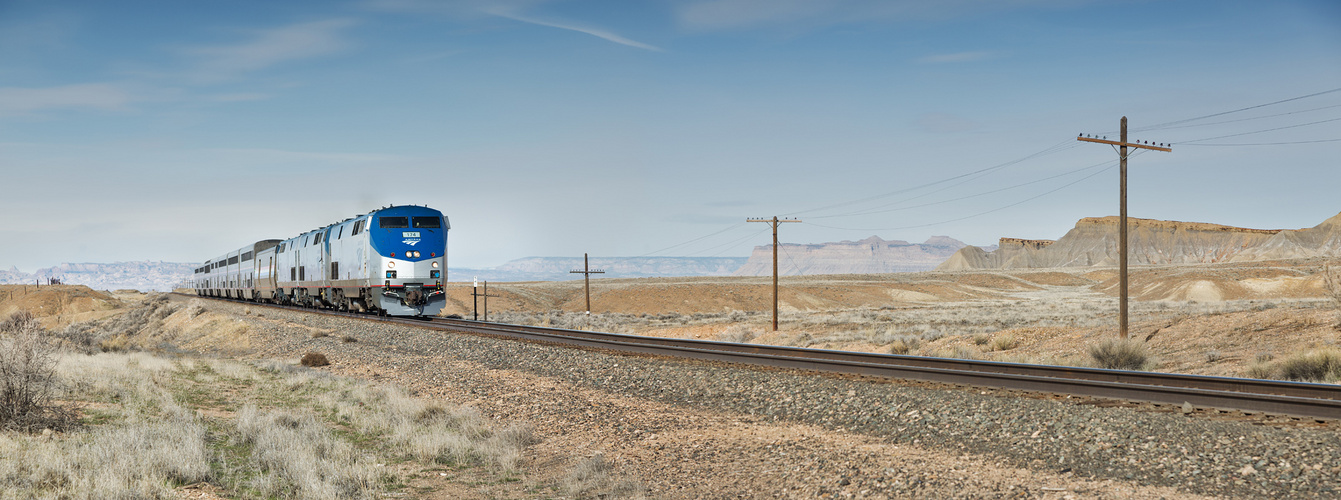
569, 253, 605, 314
472, 278, 498, 321
747, 216, 802, 331
1078, 117, 1172, 339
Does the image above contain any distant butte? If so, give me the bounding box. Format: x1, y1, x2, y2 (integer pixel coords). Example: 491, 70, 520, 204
734, 236, 978, 276
936, 211, 1341, 271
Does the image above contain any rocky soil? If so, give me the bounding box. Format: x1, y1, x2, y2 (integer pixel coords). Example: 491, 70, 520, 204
169, 295, 1341, 498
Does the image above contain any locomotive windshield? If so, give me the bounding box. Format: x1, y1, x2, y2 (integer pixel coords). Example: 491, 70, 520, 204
412, 217, 441, 228
378, 216, 409, 228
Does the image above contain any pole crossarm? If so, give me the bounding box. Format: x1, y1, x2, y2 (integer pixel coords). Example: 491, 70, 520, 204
1077, 135, 1173, 152
747, 216, 802, 331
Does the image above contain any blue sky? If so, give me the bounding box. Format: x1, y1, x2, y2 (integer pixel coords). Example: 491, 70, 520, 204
1, 0, 1339, 271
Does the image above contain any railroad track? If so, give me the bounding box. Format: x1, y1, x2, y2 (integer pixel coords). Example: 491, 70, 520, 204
181, 293, 1341, 420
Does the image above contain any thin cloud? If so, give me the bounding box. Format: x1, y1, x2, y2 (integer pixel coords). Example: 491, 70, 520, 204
209, 93, 271, 102
676, 0, 1080, 31
202, 148, 409, 164
0, 83, 131, 116
487, 9, 663, 52
918, 51, 994, 63
181, 19, 357, 82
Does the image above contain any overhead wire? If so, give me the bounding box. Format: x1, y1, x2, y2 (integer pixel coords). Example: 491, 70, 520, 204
637, 222, 747, 257
696, 226, 772, 257
1174, 116, 1341, 144
781, 139, 1078, 218
779, 243, 806, 276
1123, 86, 1341, 133
1179, 138, 1341, 146
808, 156, 1116, 219
1133, 103, 1341, 132
803, 152, 1144, 232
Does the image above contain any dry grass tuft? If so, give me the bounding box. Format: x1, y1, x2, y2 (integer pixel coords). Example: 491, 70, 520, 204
2, 352, 212, 497
1276, 348, 1341, 382
951, 345, 980, 360
234, 405, 380, 498
1246, 361, 1277, 380
300, 352, 330, 367
887, 338, 917, 355
1088, 337, 1153, 371
988, 333, 1019, 352
312, 381, 537, 471
971, 332, 991, 346
718, 325, 758, 344
340, 335, 357, 343
562, 453, 646, 499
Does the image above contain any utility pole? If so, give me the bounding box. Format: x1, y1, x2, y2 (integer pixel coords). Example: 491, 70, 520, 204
569, 253, 605, 314
746, 216, 802, 331
480, 280, 499, 322
1078, 117, 1172, 339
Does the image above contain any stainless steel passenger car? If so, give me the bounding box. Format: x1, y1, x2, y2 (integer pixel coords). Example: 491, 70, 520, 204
192, 205, 450, 316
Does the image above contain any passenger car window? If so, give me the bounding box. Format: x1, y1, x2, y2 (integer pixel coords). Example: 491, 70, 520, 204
379, 216, 409, 228
412, 217, 441, 228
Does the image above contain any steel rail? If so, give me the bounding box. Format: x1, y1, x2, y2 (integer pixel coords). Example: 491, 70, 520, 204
178, 294, 1341, 420
429, 318, 1341, 420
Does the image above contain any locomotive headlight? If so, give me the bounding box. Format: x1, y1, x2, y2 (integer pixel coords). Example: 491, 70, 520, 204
387, 261, 396, 269
431, 261, 439, 268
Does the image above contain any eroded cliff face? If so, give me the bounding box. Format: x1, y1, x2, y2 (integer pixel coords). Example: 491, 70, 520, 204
936, 213, 1341, 271
733, 236, 972, 276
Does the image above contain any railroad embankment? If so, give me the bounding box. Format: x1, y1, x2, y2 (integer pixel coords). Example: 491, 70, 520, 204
151, 296, 1341, 497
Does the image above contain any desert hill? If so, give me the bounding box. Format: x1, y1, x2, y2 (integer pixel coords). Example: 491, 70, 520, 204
0, 261, 195, 291
734, 236, 977, 276
937, 212, 1341, 271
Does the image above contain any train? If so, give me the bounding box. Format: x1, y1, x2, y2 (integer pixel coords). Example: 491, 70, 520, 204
192, 205, 450, 316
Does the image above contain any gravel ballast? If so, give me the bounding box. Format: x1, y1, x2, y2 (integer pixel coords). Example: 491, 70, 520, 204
188, 297, 1341, 498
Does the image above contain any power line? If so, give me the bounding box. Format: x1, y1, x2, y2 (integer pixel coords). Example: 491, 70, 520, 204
808, 157, 1116, 219
779, 242, 806, 276
804, 158, 1129, 232
697, 226, 772, 257
638, 222, 747, 257
1179, 138, 1341, 146
1176, 116, 1341, 144
1134, 103, 1341, 132
1125, 86, 1341, 133
782, 139, 1077, 217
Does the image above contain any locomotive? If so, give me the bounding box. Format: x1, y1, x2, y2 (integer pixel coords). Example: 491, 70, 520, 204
192, 205, 450, 316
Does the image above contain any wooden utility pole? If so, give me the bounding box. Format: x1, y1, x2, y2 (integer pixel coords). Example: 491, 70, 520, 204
569, 253, 605, 314
482, 280, 498, 322
1078, 117, 1172, 339
747, 216, 802, 331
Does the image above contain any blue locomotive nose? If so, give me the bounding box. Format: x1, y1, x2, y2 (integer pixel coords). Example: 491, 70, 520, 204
369, 210, 447, 260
